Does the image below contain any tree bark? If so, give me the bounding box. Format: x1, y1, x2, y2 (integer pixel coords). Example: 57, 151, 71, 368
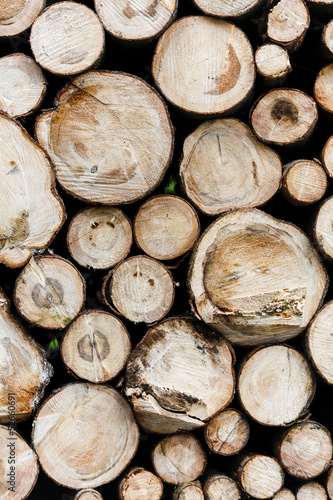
314, 63, 333, 114
306, 301, 333, 383
14, 255, 86, 329
204, 408, 249, 456
35, 71, 174, 204
255, 43, 292, 86
237, 454, 285, 499
203, 474, 241, 500
179, 118, 282, 216
296, 482, 328, 499
152, 16, 255, 115
119, 468, 163, 500
314, 196, 333, 260
193, 0, 265, 19
282, 159, 327, 205
273, 489, 296, 500
173, 481, 204, 500
0, 0, 44, 37
74, 490, 103, 500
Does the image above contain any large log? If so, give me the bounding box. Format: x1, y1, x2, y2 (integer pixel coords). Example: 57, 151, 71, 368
0, 0, 44, 37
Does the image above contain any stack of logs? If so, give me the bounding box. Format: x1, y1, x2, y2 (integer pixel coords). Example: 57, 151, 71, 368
3, 0, 333, 499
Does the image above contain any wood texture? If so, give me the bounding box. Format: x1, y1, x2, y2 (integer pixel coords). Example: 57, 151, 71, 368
307, 301, 333, 383
314, 196, 333, 259
193, 0, 264, 19
238, 454, 285, 499
205, 408, 249, 456
173, 481, 204, 500
273, 489, 296, 500
296, 482, 328, 499
322, 135, 333, 177
0, 0, 44, 37
282, 159, 327, 205
203, 475, 241, 500
119, 468, 163, 500
327, 466, 333, 500
35, 71, 173, 204
255, 43, 291, 85
74, 491, 103, 500
314, 63, 333, 114
322, 20, 333, 59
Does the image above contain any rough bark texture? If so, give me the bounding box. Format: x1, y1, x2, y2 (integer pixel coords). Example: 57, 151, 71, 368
119, 468, 163, 500
314, 63, 333, 114
307, 301, 333, 384
314, 196, 333, 260
173, 481, 204, 500
0, 0, 44, 37
255, 43, 292, 86
193, 0, 265, 19
296, 482, 328, 499
282, 159, 327, 205
204, 408, 249, 456
203, 475, 241, 500
237, 454, 285, 499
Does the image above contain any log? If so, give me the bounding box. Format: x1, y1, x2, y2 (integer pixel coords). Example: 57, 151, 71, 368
32, 383, 139, 489
322, 135, 333, 178
30, 2, 104, 75
314, 63, 333, 114
188, 208, 328, 346
273, 489, 296, 500
173, 481, 204, 500
255, 43, 292, 86
61, 311, 131, 383
74, 491, 103, 500
133, 195, 200, 260
67, 206, 133, 270
119, 468, 163, 500
193, 0, 265, 19
327, 466, 333, 500
0, 113, 65, 268
94, 0, 177, 42
124, 317, 235, 434
307, 301, 333, 383
0, 425, 39, 500
103, 256, 175, 324
179, 118, 282, 216
322, 20, 333, 60
296, 482, 328, 500
277, 420, 333, 480
237, 454, 284, 499
14, 255, 86, 329
152, 16, 255, 115
238, 345, 316, 426
35, 71, 173, 204
204, 408, 249, 456
314, 196, 333, 259
250, 89, 318, 147
0, 54, 46, 118
203, 475, 241, 500
0, 289, 52, 423
152, 433, 207, 485
281, 159, 327, 205
0, 0, 43, 37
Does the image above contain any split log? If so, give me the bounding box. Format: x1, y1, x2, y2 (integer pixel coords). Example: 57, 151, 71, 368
74, 491, 103, 500
32, 383, 139, 489
203, 475, 241, 500
134, 195, 200, 260
0, 54, 46, 118
173, 481, 204, 500
0, 0, 43, 37
314, 63, 333, 114
179, 118, 282, 216
322, 135, 333, 178
14, 255, 85, 329
307, 301, 333, 383
193, 0, 264, 19
152, 16, 255, 115
296, 482, 328, 500
119, 468, 163, 500
204, 408, 249, 456
281, 159, 327, 205
94, 0, 177, 42
188, 208, 328, 346
238, 345, 316, 426
237, 454, 285, 499
35, 71, 173, 204
314, 196, 333, 259
277, 420, 333, 480
255, 44, 291, 86
67, 206, 133, 270
30, 2, 104, 75
250, 89, 318, 147
327, 467, 333, 500
273, 489, 296, 500
0, 113, 65, 268
61, 311, 131, 383
124, 317, 235, 434
264, 0, 310, 52
152, 434, 207, 485
103, 256, 175, 324
0, 425, 39, 500
0, 289, 52, 423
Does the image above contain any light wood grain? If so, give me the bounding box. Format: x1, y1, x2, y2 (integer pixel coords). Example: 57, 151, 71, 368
282, 159, 327, 205
238, 454, 284, 499
0, 0, 44, 37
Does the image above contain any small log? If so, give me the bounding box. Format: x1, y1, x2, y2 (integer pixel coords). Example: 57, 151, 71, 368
179, 118, 282, 216
281, 159, 327, 205
103, 256, 175, 324
264, 0, 310, 52
134, 195, 200, 260
61, 311, 131, 383
152, 16, 255, 115
67, 206, 133, 270
238, 345, 316, 426
0, 54, 46, 118
14, 255, 85, 329
119, 468, 163, 500
188, 208, 327, 346
0, 425, 39, 500
314, 63, 333, 114
278, 420, 333, 480
296, 482, 328, 500
237, 454, 285, 499
193, 0, 265, 19
124, 317, 235, 434
152, 434, 207, 485
327, 466, 333, 500
30, 2, 104, 75
307, 301, 333, 383
255, 44, 292, 86
173, 481, 204, 500
322, 135, 333, 178
0, 0, 43, 37
203, 475, 241, 500
273, 489, 296, 500
32, 383, 139, 489
314, 196, 333, 259
322, 20, 333, 60
0, 289, 52, 423
94, 0, 177, 42
74, 491, 103, 500
0, 113, 65, 268
35, 71, 173, 204
204, 408, 249, 456
250, 89, 318, 147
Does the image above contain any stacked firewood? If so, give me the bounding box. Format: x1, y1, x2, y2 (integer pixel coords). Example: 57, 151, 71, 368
3, 0, 333, 499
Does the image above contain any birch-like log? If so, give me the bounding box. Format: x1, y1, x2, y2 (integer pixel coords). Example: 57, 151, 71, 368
237, 454, 285, 499
255, 44, 291, 86
238, 345, 316, 426
173, 481, 204, 500
152, 16, 255, 115
119, 468, 163, 500
188, 208, 327, 346
203, 475, 241, 500
314, 196, 333, 259
179, 118, 282, 216
35, 71, 173, 204
124, 317, 235, 434
0, 0, 44, 37
204, 408, 249, 456
273, 489, 296, 500
32, 383, 139, 489
306, 301, 333, 383
296, 482, 328, 500
282, 159, 327, 205
193, 0, 264, 19
74, 491, 103, 500
314, 63, 333, 114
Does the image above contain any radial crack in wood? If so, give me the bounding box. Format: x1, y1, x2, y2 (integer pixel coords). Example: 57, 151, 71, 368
0, 0, 44, 37
204, 408, 249, 456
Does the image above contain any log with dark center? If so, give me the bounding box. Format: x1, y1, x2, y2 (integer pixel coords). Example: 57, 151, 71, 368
119, 468, 163, 500
0, 0, 44, 37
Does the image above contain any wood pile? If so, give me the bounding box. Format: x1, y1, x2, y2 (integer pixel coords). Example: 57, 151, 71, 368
3, 0, 333, 499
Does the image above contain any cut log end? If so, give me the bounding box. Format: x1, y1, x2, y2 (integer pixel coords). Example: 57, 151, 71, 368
0, 0, 44, 37
322, 135, 333, 178
120, 468, 163, 500
74, 490, 103, 500
193, 0, 264, 19
314, 63, 333, 114
296, 482, 328, 500
273, 489, 296, 500
238, 454, 285, 500
307, 301, 333, 384
314, 196, 333, 260
173, 481, 204, 500
327, 466, 333, 500
203, 475, 241, 500
282, 159, 327, 205
255, 44, 292, 85
205, 408, 249, 456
